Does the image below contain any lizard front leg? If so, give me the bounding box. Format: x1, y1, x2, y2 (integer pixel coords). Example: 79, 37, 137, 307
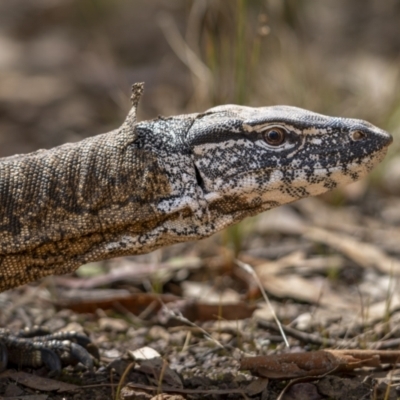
0, 327, 97, 372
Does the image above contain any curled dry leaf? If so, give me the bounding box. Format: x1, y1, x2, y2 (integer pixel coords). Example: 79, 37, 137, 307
240, 349, 400, 380
55, 291, 180, 315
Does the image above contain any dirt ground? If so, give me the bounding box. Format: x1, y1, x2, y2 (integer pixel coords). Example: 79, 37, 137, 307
1, 1, 400, 399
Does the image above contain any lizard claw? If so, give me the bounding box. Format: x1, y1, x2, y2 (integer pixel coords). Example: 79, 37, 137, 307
37, 347, 62, 372
69, 342, 94, 371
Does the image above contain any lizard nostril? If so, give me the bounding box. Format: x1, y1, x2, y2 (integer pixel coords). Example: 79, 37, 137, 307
351, 130, 366, 141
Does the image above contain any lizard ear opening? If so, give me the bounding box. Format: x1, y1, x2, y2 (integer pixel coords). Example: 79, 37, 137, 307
194, 163, 205, 190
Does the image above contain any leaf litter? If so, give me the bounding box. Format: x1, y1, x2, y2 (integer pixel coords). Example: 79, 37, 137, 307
3, 193, 400, 399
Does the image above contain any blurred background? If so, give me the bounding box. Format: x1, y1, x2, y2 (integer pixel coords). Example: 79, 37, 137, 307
0, 0, 399, 156
2, 2, 400, 391
0, 0, 400, 255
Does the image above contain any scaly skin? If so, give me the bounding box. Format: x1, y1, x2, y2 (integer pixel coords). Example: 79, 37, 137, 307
0, 83, 392, 292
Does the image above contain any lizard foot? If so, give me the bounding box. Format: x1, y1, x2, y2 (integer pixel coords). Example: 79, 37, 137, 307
0, 327, 98, 372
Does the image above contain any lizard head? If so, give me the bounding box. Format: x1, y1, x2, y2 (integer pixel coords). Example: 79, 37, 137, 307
186, 105, 392, 222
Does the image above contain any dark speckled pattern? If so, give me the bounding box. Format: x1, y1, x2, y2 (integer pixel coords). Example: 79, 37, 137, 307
0, 83, 392, 291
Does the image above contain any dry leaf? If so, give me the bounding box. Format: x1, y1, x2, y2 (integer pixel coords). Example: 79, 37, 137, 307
304, 227, 400, 275
241, 349, 400, 380
0, 370, 79, 392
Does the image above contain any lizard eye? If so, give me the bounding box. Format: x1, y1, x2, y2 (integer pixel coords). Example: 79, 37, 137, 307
351, 130, 366, 141
263, 127, 286, 146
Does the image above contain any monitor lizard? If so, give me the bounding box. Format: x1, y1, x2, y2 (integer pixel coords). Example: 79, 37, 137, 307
0, 83, 393, 371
